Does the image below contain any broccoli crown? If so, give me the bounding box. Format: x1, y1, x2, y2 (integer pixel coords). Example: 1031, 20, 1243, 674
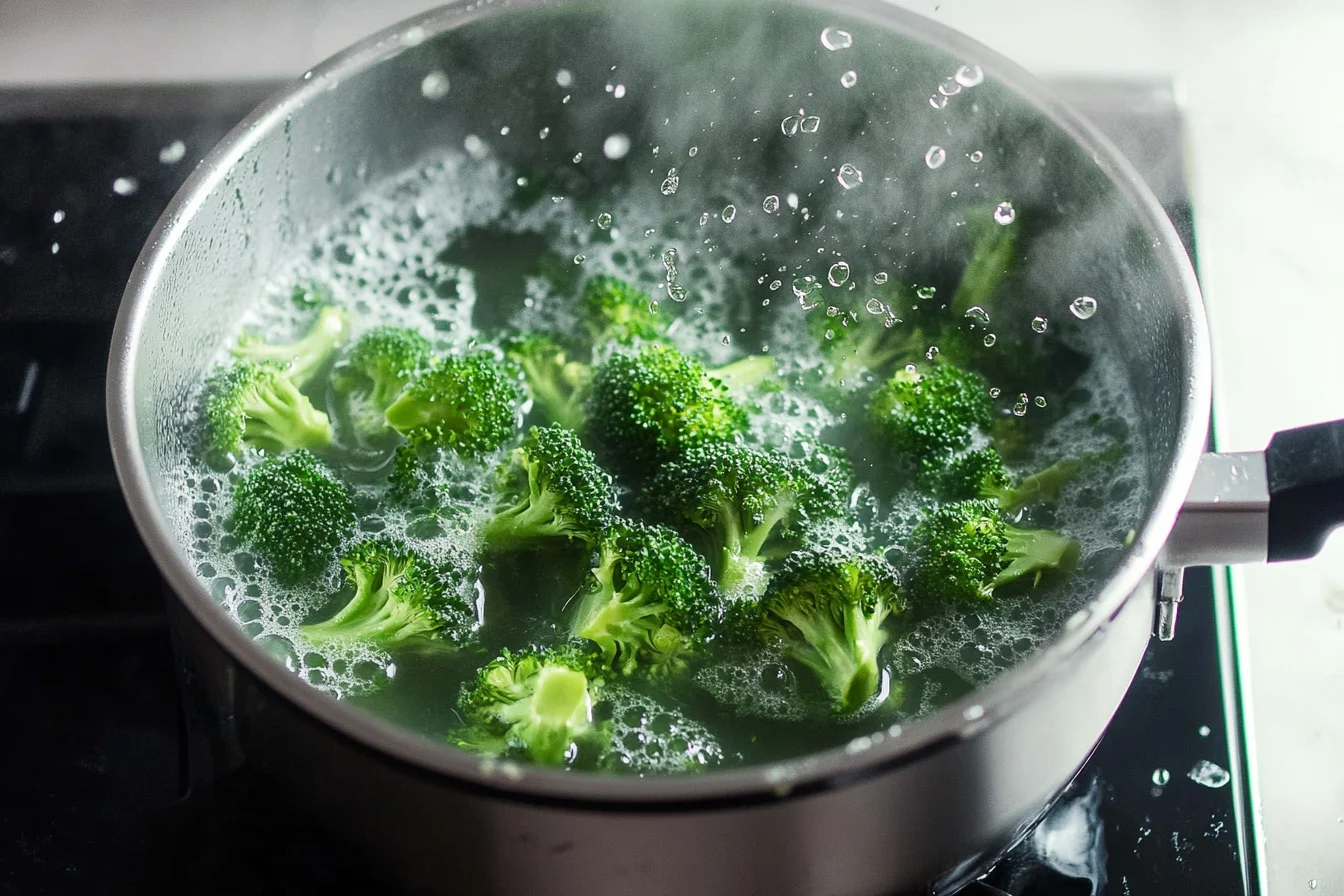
580, 274, 663, 346
232, 305, 350, 387
229, 449, 357, 584
586, 344, 748, 477
456, 645, 604, 767
936, 447, 1011, 502
301, 538, 477, 646
647, 443, 848, 595
202, 360, 333, 459
482, 424, 617, 550
503, 332, 591, 432
760, 548, 903, 714
384, 352, 524, 456
868, 362, 993, 467
569, 522, 721, 677
330, 326, 433, 442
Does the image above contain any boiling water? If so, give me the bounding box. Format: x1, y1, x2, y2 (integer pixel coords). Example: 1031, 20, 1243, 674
162, 148, 1149, 771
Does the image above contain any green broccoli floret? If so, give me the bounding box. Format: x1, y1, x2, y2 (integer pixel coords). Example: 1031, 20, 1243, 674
503, 332, 590, 432
301, 538, 476, 647
229, 449, 356, 584
907, 498, 1079, 608
868, 362, 993, 473
202, 360, 333, 459
938, 446, 1122, 512
647, 443, 849, 596
454, 646, 606, 767
569, 522, 721, 677
330, 326, 432, 443
384, 352, 524, 456
580, 275, 665, 346
585, 344, 752, 478
232, 305, 350, 388
759, 548, 904, 714
481, 424, 616, 551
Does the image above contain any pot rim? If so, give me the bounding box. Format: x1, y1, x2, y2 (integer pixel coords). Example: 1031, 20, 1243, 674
106, 0, 1210, 807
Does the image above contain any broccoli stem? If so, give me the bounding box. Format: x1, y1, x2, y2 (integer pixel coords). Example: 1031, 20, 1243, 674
518, 356, 586, 432
501, 665, 593, 766
774, 603, 889, 714
569, 555, 664, 674
991, 526, 1080, 590
481, 488, 568, 549
710, 355, 775, 394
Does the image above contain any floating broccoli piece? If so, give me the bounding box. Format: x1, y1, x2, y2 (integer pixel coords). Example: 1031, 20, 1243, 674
454, 646, 606, 767
481, 424, 616, 551
301, 538, 476, 647
907, 498, 1078, 608
580, 275, 665, 346
330, 326, 432, 443
585, 344, 752, 478
868, 362, 992, 473
759, 548, 904, 714
202, 360, 333, 459
384, 352, 524, 457
938, 446, 1121, 513
647, 443, 849, 596
569, 522, 721, 677
229, 449, 356, 584
503, 332, 590, 432
232, 305, 350, 388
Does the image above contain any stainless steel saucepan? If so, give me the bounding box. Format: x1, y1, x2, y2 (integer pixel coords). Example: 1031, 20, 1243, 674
105, 1, 1344, 893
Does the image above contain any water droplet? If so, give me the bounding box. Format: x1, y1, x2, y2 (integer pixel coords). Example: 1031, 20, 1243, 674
500, 126, 511, 136
769, 280, 782, 291
969, 150, 984, 163
1152, 768, 1171, 787
964, 305, 990, 324
572, 152, 584, 163
603, 133, 632, 160
916, 286, 936, 300
800, 115, 821, 134
538, 127, 552, 141
924, 145, 947, 169
840, 70, 858, 88
929, 94, 949, 110
982, 333, 997, 347
1034, 395, 1047, 408
51, 209, 65, 224
1070, 296, 1099, 320
661, 168, 680, 195
647, 299, 660, 314
721, 334, 732, 346
994, 201, 1016, 225
963, 704, 984, 721
50, 242, 59, 254
688, 145, 699, 158
763, 194, 781, 213
662, 248, 678, 268
828, 261, 851, 287
1013, 394, 1029, 417
1309, 881, 1318, 891
925, 345, 940, 361
555, 69, 574, 87
463, 134, 487, 159
699, 212, 711, 226
1031, 316, 1048, 333
938, 78, 962, 97
596, 212, 613, 230
668, 284, 688, 302
112, 176, 139, 196
159, 140, 186, 165
573, 254, 586, 265
865, 298, 887, 315
1198, 725, 1211, 737
1187, 760, 1230, 789
781, 115, 802, 137
613, 84, 627, 99
837, 163, 864, 189
721, 204, 737, 223
820, 26, 854, 50
955, 64, 985, 87
989, 387, 1001, 398
873, 272, 888, 285
420, 71, 451, 100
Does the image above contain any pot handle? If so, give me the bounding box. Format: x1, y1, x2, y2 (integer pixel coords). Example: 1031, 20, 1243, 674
1265, 419, 1344, 562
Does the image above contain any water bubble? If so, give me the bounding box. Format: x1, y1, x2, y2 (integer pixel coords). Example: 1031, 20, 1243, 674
1152, 768, 1171, 787
800, 115, 821, 134
662, 248, 678, 268
52, 209, 65, 224
769, 280, 782, 291
1187, 760, 1230, 788
596, 212, 613, 230
644, 228, 656, 237
613, 84, 627, 99
420, 71, 451, 100
865, 298, 887, 315
828, 261, 851, 287
1198, 725, 1211, 737
647, 300, 661, 315
1034, 395, 1047, 407
989, 387, 1001, 398
721, 204, 737, 223
929, 94, 949, 110
763, 194, 781, 214
660, 168, 680, 195
1070, 296, 1099, 320
840, 70, 858, 89
1309, 881, 1318, 891
539, 127, 551, 140
158, 140, 186, 165
873, 272, 888, 285
668, 284, 688, 302
1013, 394, 1029, 416
573, 254, 586, 265
555, 68, 574, 87
938, 78, 962, 97
781, 115, 802, 137
112, 176, 139, 196
969, 150, 984, 163
982, 333, 997, 347
964, 305, 990, 324
820, 26, 854, 50
603, 133, 632, 160
925, 345, 940, 361
955, 64, 985, 87
699, 212, 711, 226
994, 201, 1017, 225
837, 163, 864, 189
924, 146, 947, 169
721, 334, 732, 346
1031, 316, 1048, 333
916, 286, 936, 300
572, 152, 584, 163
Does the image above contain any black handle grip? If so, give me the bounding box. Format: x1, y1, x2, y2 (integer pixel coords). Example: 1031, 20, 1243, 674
1266, 419, 1344, 562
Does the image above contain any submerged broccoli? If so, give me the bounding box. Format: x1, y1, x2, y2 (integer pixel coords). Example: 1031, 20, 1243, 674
938, 446, 1111, 513
229, 449, 356, 584
481, 424, 616, 551
301, 538, 476, 647
907, 498, 1079, 608
868, 362, 993, 473
812, 301, 930, 388
569, 522, 720, 677
580, 274, 665, 346
949, 214, 1020, 319
647, 443, 849, 596
455, 646, 605, 767
330, 326, 432, 442
760, 549, 904, 714
232, 305, 350, 388
503, 332, 590, 432
384, 352, 524, 456
202, 360, 333, 459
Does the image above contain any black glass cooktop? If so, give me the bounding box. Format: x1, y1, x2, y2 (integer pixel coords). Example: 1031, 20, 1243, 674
0, 79, 1260, 896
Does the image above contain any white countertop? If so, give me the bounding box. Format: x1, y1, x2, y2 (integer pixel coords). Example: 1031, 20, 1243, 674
3, 0, 1342, 891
